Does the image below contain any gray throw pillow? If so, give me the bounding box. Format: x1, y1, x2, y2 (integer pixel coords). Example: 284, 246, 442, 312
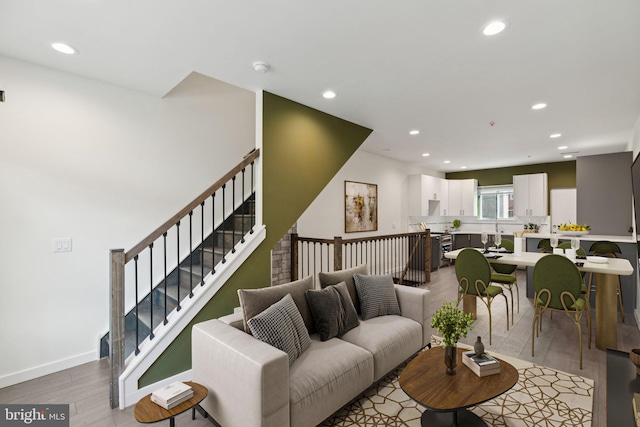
318, 264, 369, 314
305, 281, 360, 341
353, 273, 401, 320
247, 294, 311, 365
238, 276, 315, 334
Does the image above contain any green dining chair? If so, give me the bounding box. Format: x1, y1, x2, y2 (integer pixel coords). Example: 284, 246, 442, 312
489, 239, 518, 324
532, 254, 591, 369
588, 241, 624, 322
455, 248, 509, 345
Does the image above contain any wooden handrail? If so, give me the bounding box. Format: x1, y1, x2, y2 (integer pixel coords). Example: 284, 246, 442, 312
125, 149, 260, 263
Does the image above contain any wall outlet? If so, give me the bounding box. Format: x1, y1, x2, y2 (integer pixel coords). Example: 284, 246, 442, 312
53, 238, 72, 253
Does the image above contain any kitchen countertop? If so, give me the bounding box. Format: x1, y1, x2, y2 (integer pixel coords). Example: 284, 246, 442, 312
520, 233, 636, 244
446, 231, 637, 244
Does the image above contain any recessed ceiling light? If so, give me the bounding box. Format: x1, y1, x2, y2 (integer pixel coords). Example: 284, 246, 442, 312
482, 21, 507, 36
410, 130, 420, 135
564, 154, 573, 158
531, 103, 547, 110
51, 42, 78, 55
550, 133, 562, 138
322, 91, 336, 99
461, 166, 467, 169
444, 160, 451, 164
422, 153, 430, 157
558, 146, 568, 150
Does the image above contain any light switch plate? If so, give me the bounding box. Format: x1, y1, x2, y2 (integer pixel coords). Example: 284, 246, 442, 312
53, 238, 72, 253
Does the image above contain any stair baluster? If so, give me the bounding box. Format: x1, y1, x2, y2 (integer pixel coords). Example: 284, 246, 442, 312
134, 255, 140, 356
163, 232, 168, 325
148, 243, 154, 340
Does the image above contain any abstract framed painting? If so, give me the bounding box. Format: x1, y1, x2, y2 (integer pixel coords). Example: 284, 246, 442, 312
344, 181, 378, 233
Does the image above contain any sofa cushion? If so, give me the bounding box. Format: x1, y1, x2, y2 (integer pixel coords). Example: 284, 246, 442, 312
305, 281, 359, 341
353, 273, 401, 320
289, 336, 374, 427
340, 315, 422, 380
318, 264, 369, 314
247, 294, 311, 365
238, 275, 315, 334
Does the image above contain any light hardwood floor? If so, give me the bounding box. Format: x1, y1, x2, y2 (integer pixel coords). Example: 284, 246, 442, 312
1, 264, 638, 426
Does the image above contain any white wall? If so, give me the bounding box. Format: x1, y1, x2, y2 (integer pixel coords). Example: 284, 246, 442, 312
297, 149, 440, 238
0, 56, 255, 386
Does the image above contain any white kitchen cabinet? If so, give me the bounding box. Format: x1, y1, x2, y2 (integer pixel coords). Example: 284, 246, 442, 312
513, 173, 548, 216
448, 179, 477, 216
408, 174, 448, 216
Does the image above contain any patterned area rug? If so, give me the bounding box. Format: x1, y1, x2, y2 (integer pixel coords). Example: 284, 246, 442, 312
320, 343, 593, 427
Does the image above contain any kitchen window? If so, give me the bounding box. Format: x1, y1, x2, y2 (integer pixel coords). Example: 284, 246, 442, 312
477, 185, 514, 220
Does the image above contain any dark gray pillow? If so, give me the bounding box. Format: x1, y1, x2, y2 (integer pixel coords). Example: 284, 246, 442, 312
353, 273, 401, 320
305, 281, 360, 341
247, 294, 311, 365
318, 264, 369, 314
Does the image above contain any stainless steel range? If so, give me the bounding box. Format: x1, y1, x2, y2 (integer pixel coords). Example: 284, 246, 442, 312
431, 232, 452, 267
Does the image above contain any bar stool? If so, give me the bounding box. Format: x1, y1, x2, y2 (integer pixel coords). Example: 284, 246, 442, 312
588, 241, 624, 322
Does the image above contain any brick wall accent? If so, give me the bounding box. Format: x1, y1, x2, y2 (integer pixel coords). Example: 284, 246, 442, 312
272, 223, 296, 285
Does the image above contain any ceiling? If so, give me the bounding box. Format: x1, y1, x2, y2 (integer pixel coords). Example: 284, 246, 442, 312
2, 1, 639, 173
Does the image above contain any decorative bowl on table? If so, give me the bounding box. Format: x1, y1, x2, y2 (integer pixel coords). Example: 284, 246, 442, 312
559, 231, 590, 236
557, 223, 590, 237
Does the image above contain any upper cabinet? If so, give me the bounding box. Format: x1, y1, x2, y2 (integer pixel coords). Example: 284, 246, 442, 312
513, 173, 548, 216
408, 175, 449, 216
448, 179, 477, 217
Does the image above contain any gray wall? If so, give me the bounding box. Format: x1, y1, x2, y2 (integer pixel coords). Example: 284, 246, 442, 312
577, 152, 633, 235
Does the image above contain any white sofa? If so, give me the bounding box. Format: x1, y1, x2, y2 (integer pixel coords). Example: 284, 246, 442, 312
192, 269, 432, 427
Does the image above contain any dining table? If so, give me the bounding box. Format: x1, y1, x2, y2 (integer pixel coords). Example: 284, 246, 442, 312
444, 248, 634, 350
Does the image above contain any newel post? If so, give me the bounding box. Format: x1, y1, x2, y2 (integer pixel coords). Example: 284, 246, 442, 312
423, 230, 431, 283
334, 236, 343, 271
290, 233, 299, 281
109, 249, 125, 409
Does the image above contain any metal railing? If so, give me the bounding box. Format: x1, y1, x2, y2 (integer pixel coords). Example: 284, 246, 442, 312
109, 149, 259, 408
291, 230, 431, 286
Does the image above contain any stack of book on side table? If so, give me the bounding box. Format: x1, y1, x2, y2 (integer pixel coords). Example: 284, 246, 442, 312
462, 351, 501, 377
151, 381, 194, 410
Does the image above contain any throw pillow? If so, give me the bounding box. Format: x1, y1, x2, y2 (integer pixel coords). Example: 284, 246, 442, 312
247, 294, 311, 365
353, 273, 401, 320
238, 276, 314, 334
305, 281, 360, 341
318, 264, 369, 314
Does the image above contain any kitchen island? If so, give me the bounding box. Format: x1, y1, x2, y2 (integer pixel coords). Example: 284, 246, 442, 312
523, 234, 638, 320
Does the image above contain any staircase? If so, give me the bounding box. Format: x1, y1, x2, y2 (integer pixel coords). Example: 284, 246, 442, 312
101, 196, 255, 359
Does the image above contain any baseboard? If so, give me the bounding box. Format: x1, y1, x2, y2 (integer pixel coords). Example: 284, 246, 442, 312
122, 370, 192, 409
0, 351, 96, 389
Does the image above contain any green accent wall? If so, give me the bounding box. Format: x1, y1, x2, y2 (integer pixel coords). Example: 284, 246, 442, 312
139, 92, 372, 387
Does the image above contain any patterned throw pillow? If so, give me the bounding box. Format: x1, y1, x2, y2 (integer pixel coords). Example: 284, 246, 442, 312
305, 281, 360, 341
353, 273, 401, 320
247, 293, 311, 365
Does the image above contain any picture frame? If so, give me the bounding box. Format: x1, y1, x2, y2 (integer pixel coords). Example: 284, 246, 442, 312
344, 181, 378, 233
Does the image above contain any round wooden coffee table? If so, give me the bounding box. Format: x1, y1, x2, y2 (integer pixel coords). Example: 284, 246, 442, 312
134, 381, 208, 427
399, 346, 518, 427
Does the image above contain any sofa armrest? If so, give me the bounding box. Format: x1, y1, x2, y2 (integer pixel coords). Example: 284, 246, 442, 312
394, 285, 432, 348
192, 319, 290, 427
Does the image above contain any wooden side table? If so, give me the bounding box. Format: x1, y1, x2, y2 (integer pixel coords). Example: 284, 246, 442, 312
400, 346, 518, 426
134, 381, 209, 427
